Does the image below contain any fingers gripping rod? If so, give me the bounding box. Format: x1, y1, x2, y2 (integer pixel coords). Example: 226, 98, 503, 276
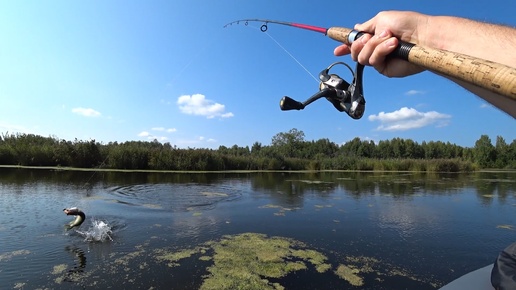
330, 27, 516, 102
225, 19, 516, 102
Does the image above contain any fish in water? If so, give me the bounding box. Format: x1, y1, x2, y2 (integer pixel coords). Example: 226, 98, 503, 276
63, 207, 85, 229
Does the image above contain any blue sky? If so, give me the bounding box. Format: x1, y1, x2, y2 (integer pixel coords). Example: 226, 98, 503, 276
0, 1, 514, 149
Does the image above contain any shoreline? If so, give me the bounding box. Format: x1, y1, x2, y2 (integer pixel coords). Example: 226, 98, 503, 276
1, 164, 513, 174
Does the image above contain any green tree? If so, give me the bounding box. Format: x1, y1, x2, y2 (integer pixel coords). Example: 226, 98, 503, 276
495, 136, 509, 168
271, 128, 305, 158
474, 135, 496, 168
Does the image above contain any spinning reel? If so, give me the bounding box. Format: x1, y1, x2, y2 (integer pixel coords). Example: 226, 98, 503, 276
280, 62, 366, 119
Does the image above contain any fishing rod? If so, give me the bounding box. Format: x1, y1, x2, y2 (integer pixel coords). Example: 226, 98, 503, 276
224, 19, 516, 119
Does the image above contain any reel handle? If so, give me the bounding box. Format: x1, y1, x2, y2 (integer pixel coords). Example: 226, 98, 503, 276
280, 96, 305, 110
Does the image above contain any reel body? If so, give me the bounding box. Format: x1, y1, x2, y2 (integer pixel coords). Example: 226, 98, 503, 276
280, 62, 366, 119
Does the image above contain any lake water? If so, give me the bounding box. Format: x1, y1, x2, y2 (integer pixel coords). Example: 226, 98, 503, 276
0, 168, 515, 289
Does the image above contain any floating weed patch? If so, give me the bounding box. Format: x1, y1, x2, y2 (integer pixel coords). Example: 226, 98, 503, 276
149, 233, 439, 288
38, 233, 439, 289
259, 204, 282, 209
154, 247, 203, 267
335, 264, 363, 286
338, 255, 439, 288
314, 204, 333, 209
51, 264, 67, 275
259, 204, 299, 216
143, 203, 162, 209
0, 249, 30, 262
153, 233, 331, 290
497, 224, 514, 230
201, 191, 229, 197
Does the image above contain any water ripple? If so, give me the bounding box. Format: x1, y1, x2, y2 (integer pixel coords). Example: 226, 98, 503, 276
105, 183, 242, 212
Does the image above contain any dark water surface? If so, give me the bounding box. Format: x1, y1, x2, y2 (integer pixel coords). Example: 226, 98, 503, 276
1, 168, 515, 289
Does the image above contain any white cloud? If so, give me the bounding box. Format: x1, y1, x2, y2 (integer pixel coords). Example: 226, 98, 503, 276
138, 127, 177, 142
72, 107, 101, 117
405, 90, 425, 96
177, 94, 234, 119
368, 107, 451, 131
173, 136, 218, 148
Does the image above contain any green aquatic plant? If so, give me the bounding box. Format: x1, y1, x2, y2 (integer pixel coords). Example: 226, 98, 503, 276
335, 264, 363, 286
154, 233, 332, 290
43, 233, 438, 288
0, 249, 30, 262
155, 247, 203, 267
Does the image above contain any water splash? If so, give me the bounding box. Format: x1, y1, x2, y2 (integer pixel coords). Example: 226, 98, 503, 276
76, 219, 113, 242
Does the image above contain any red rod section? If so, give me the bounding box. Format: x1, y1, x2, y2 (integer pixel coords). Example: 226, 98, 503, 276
290, 23, 327, 34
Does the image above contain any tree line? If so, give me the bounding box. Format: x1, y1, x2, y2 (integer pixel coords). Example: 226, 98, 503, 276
0, 129, 514, 172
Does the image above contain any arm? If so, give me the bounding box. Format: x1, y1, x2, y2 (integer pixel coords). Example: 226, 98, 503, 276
334, 11, 516, 118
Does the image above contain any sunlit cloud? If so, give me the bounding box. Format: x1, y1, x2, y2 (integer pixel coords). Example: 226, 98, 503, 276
177, 94, 234, 119
173, 137, 218, 148
138, 127, 177, 142
480, 103, 492, 109
368, 107, 451, 131
405, 90, 425, 96
72, 107, 101, 117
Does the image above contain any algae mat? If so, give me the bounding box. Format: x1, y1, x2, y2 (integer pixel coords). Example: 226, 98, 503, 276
45, 232, 437, 289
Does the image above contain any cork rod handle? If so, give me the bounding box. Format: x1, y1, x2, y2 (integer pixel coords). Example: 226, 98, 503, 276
327, 27, 516, 101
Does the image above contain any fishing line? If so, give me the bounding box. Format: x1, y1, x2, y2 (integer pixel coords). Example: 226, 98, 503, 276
81, 154, 109, 190
225, 18, 516, 103
263, 31, 319, 83
247, 25, 318, 83
168, 47, 206, 87
168, 35, 218, 88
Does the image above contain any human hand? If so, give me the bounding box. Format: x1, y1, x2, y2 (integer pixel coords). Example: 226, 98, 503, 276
334, 11, 428, 78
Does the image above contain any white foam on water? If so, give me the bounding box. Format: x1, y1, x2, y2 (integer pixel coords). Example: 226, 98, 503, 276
76, 218, 113, 242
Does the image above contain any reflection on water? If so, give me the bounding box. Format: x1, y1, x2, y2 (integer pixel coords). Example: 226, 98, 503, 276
0, 168, 515, 289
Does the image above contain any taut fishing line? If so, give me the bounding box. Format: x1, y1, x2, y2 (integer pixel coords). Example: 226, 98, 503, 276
225, 19, 367, 120
262, 30, 319, 83
245, 24, 318, 83
224, 17, 516, 114
168, 42, 210, 87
